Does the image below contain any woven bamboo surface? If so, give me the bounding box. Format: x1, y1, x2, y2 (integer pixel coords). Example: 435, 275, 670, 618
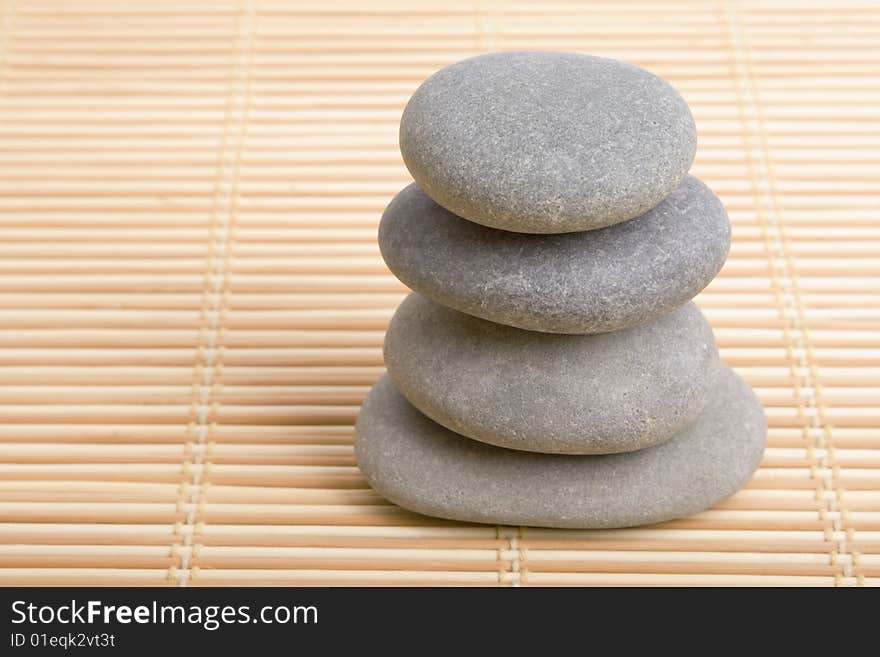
0, 0, 877, 587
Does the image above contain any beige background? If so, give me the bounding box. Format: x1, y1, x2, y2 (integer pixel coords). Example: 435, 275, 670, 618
0, 0, 877, 586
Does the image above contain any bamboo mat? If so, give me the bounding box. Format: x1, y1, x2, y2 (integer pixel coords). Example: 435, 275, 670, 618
0, 0, 877, 587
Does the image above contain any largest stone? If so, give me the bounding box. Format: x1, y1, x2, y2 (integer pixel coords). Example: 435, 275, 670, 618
355, 368, 766, 529
399, 51, 696, 234
379, 176, 730, 334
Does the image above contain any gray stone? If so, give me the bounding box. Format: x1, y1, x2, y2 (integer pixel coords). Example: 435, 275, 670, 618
355, 367, 766, 529
379, 176, 730, 334
385, 293, 720, 454
399, 51, 697, 234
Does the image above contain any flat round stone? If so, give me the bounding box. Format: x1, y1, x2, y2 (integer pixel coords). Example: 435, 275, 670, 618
379, 176, 730, 334
399, 51, 697, 234
355, 367, 766, 529
385, 293, 720, 454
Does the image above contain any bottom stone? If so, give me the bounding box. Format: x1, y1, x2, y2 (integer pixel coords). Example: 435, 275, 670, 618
355, 366, 766, 529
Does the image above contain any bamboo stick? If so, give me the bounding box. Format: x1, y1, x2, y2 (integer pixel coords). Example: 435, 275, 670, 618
3, 545, 873, 577
0, 501, 876, 530
0, 464, 368, 487
0, 293, 404, 310
27, 421, 880, 447
6, 345, 880, 369
0, 383, 877, 406
0, 227, 879, 245
0, 568, 502, 587
0, 443, 356, 464
0, 502, 417, 525
0, 402, 878, 426
0, 147, 879, 165
0, 365, 858, 386
10, 6, 878, 21
0, 443, 875, 468
0, 481, 384, 505
0, 568, 868, 588
519, 573, 852, 587
0, 493, 872, 520
0, 523, 874, 550
5, 135, 880, 152
0, 328, 878, 350
0, 196, 874, 214
0, 569, 178, 587
11, 1, 880, 14
0, 545, 505, 571
0, 289, 873, 310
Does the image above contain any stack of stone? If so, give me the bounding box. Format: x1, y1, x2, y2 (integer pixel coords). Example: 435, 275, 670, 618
355, 52, 766, 529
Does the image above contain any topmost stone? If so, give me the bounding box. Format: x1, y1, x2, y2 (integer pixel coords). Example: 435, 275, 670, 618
400, 51, 697, 234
